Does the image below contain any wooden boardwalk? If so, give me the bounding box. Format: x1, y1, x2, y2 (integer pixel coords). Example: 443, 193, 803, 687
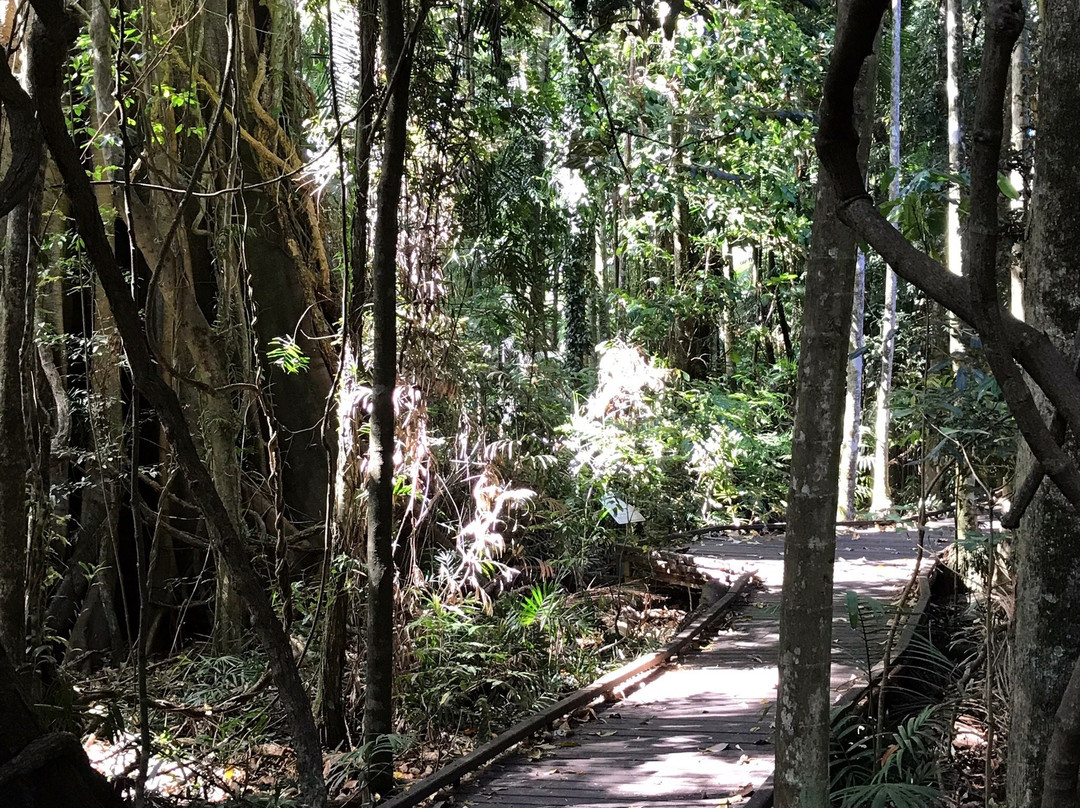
439, 525, 949, 807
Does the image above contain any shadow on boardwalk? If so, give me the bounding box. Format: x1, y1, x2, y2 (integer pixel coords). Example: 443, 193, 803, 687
444, 524, 951, 808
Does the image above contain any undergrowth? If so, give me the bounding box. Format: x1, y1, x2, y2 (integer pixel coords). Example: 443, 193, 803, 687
400, 580, 677, 741
831, 706, 949, 808
829, 585, 957, 808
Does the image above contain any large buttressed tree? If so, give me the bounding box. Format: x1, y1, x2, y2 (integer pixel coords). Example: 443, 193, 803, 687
3, 1, 329, 803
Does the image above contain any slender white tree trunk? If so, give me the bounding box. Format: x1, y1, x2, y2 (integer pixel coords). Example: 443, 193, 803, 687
838, 250, 866, 519
720, 244, 735, 379
869, 0, 902, 515
942, 0, 975, 536
945, 0, 964, 306
1009, 7, 1030, 320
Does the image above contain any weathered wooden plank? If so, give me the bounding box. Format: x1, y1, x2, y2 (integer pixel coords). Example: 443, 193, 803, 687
618, 544, 737, 588
454, 759, 774, 800
664, 518, 904, 541
454, 768, 767, 790
499, 739, 773, 756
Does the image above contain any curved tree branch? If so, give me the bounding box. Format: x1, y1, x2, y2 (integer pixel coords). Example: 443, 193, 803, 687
963, 0, 1080, 506
816, 0, 1080, 508
0, 48, 42, 218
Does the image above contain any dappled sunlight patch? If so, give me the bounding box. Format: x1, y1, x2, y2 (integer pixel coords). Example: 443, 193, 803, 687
622, 665, 778, 706
607, 747, 771, 799
952, 716, 987, 751
585, 342, 670, 422
561, 342, 792, 530
83, 731, 233, 802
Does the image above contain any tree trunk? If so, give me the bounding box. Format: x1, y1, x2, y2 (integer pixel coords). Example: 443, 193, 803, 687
868, 0, 902, 516
942, 0, 977, 539
1008, 0, 1080, 803
775, 147, 854, 808
0, 40, 44, 665
564, 225, 592, 371
774, 7, 878, 805
319, 0, 378, 750
1043, 652, 1080, 807
1008, 0, 1030, 321
838, 249, 866, 519
756, 247, 777, 369
0, 39, 114, 785
720, 245, 735, 379
0, 636, 126, 808
595, 227, 611, 345
30, 210, 71, 652
0, 189, 37, 664
528, 138, 549, 354
59, 286, 125, 664
27, 7, 326, 803
669, 93, 699, 377
815, 0, 1080, 800
944, 0, 964, 305
364, 0, 426, 796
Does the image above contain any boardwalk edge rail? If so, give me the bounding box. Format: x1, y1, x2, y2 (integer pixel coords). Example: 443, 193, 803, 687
730, 551, 940, 808
374, 570, 755, 808
833, 556, 938, 720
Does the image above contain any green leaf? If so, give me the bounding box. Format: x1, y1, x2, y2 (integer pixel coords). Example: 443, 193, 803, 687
845, 591, 859, 629
998, 172, 1021, 200
267, 336, 310, 375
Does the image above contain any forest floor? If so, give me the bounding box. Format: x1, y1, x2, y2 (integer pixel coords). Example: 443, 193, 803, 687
75, 585, 695, 804
74, 521, 1011, 807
